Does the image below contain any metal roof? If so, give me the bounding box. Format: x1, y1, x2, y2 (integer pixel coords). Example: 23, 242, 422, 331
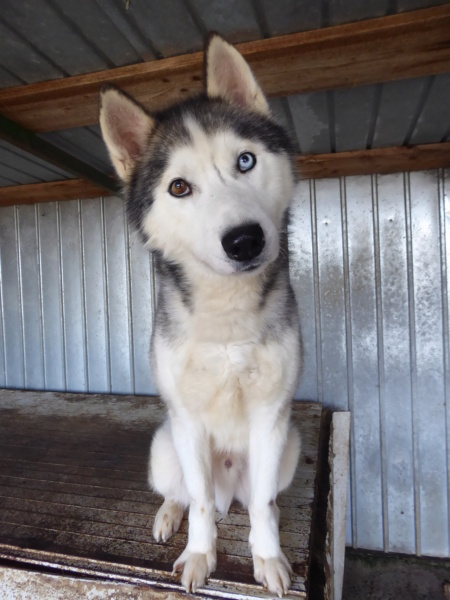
0, 0, 449, 188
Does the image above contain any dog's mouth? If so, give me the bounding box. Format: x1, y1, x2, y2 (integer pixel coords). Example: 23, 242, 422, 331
238, 263, 260, 273
233, 257, 268, 275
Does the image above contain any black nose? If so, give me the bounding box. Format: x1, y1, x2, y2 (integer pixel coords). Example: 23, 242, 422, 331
221, 223, 265, 262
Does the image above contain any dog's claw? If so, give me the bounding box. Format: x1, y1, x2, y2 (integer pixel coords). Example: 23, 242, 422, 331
173, 548, 217, 592
253, 552, 292, 597
153, 499, 184, 543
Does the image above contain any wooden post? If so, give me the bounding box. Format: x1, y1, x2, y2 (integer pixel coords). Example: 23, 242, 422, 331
325, 412, 351, 600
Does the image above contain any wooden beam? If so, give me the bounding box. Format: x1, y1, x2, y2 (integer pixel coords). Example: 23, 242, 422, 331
0, 179, 113, 206
1, 143, 448, 207
297, 142, 450, 179
0, 6, 449, 133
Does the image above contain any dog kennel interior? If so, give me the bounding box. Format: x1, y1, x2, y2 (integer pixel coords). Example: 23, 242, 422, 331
0, 1, 449, 598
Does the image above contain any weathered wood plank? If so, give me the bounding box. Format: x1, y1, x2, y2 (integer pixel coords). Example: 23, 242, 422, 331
297, 142, 450, 179
0, 6, 449, 133
0, 179, 113, 206
0, 391, 321, 598
0, 489, 313, 536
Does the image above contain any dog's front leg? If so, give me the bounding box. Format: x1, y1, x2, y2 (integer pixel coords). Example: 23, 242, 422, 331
248, 408, 292, 597
170, 415, 217, 592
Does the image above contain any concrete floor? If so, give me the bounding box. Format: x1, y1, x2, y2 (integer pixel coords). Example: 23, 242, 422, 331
342, 550, 450, 600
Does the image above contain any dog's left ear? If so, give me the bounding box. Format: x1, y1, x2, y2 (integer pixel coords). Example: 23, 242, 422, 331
206, 34, 270, 115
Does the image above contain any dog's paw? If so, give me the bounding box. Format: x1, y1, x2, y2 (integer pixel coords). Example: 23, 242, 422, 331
153, 499, 184, 542
253, 552, 292, 598
173, 548, 217, 592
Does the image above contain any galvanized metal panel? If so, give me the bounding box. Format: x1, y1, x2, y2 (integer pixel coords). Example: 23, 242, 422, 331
408, 170, 449, 557
0, 16, 65, 86
345, 176, 384, 551
257, 0, 322, 36
103, 196, 133, 394
290, 179, 318, 400
128, 225, 158, 395
0, 335, 3, 390
80, 198, 110, 393
288, 92, 331, 154
443, 168, 450, 557
1, 2, 111, 77
51, 0, 147, 68
288, 170, 450, 556
189, 0, 261, 42
0, 197, 159, 396
0, 161, 42, 186
268, 98, 300, 151
410, 74, 450, 146
313, 177, 349, 410
93, 0, 158, 62
327, 0, 390, 26
373, 78, 430, 148
37, 202, 66, 391
0, 207, 24, 388
334, 85, 376, 151
0, 234, 6, 388
115, 0, 203, 57
0, 140, 71, 182
0, 175, 16, 187
397, 0, 450, 10
0, 65, 25, 88
58, 201, 87, 392
376, 173, 416, 554
40, 127, 112, 175
16, 205, 45, 389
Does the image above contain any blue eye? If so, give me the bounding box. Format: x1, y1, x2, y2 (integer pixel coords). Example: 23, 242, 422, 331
237, 152, 256, 173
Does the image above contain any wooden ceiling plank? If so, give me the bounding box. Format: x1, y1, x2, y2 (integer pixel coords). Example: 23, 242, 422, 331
1, 143, 449, 206
0, 5, 449, 133
297, 142, 450, 179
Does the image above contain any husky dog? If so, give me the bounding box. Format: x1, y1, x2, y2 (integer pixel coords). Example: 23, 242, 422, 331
99, 34, 302, 597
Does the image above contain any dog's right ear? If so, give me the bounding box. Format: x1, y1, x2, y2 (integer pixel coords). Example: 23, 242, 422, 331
205, 33, 270, 115
99, 85, 154, 182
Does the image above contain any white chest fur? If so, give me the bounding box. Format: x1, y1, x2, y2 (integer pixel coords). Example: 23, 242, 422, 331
153, 269, 301, 452
155, 332, 299, 452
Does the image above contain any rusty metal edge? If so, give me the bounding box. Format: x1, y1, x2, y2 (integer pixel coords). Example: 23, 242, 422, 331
0, 544, 306, 599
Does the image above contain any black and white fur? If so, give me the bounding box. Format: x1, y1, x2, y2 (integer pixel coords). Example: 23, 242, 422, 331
100, 34, 302, 597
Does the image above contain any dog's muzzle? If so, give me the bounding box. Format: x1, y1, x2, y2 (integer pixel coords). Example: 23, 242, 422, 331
221, 223, 265, 263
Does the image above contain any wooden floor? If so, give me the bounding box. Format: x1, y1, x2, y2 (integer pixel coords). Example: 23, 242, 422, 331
0, 390, 322, 599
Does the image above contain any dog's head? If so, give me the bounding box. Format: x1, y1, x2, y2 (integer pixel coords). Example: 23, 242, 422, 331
100, 34, 296, 277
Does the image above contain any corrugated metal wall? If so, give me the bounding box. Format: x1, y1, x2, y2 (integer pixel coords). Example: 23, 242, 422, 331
0, 197, 157, 395
0, 169, 449, 557
291, 169, 449, 557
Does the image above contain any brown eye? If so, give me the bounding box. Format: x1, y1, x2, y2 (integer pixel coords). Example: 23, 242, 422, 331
169, 178, 191, 197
